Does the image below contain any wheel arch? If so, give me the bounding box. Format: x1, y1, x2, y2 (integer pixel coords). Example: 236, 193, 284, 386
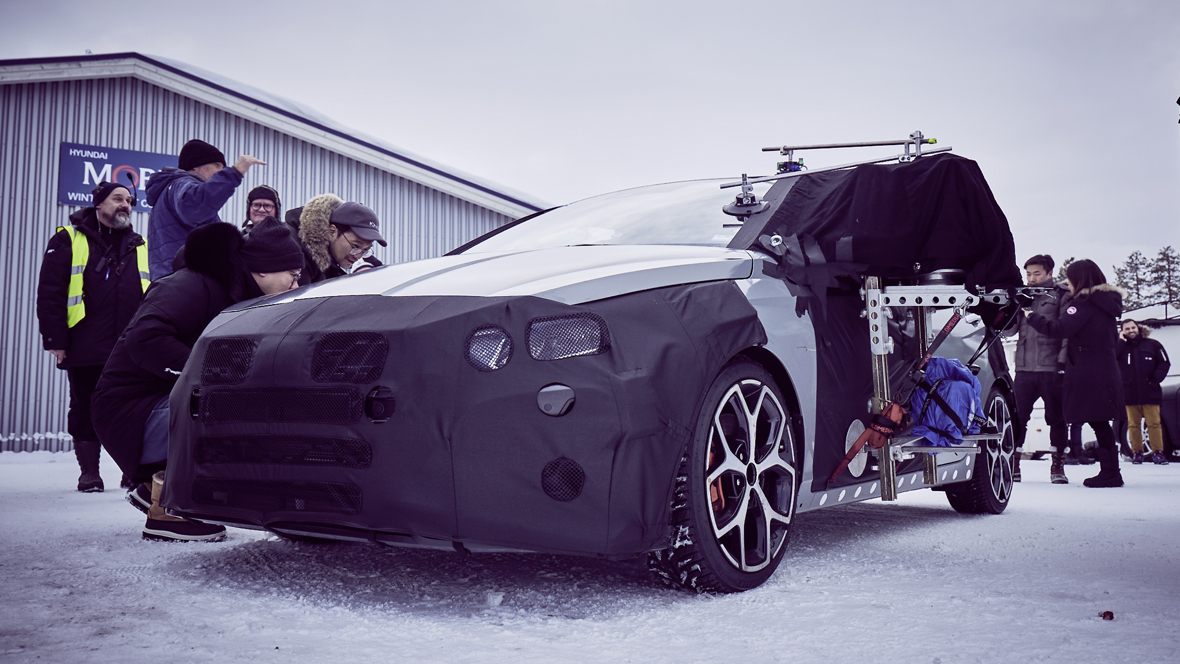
737, 346, 806, 464
988, 374, 1019, 440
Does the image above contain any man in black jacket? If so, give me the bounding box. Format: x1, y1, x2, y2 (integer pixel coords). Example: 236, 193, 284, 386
37, 182, 148, 492
1013, 254, 1072, 484
1118, 319, 1171, 465
93, 217, 304, 541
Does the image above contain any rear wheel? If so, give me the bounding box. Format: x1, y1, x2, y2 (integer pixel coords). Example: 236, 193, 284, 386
647, 359, 798, 593
945, 387, 1014, 514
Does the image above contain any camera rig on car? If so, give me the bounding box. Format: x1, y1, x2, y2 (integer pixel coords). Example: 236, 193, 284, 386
860, 278, 1050, 500
722, 131, 1043, 501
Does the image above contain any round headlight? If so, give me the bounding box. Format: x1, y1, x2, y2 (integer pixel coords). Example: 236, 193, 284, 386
465, 326, 513, 371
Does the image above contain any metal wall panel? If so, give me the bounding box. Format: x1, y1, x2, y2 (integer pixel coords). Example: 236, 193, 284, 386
1, 77, 514, 451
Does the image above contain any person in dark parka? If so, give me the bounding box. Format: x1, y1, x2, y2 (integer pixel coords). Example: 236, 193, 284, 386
1026, 259, 1126, 487
37, 182, 148, 492
92, 217, 305, 541
1011, 254, 1072, 484
1117, 319, 1171, 464
284, 194, 386, 285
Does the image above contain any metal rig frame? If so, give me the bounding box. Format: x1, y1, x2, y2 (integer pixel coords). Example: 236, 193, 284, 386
863, 279, 1023, 501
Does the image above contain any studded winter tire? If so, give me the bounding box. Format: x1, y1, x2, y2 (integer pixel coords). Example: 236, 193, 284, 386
945, 387, 1014, 515
647, 358, 798, 593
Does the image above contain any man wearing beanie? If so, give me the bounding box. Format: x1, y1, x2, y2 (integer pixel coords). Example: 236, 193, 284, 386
144, 139, 266, 280
36, 182, 149, 493
92, 217, 303, 542
284, 195, 387, 285
242, 185, 282, 237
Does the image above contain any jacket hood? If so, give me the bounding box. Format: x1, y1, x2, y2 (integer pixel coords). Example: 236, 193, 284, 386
182, 222, 252, 297
66, 207, 100, 234
145, 168, 197, 206
1075, 283, 1125, 318
297, 194, 344, 271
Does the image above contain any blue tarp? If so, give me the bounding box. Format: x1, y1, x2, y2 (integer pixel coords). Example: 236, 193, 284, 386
909, 357, 983, 447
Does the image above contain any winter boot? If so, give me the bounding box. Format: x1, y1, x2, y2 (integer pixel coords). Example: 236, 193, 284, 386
1152, 450, 1170, 466
142, 471, 226, 542
1132, 451, 1145, 465
1050, 449, 1069, 485
1083, 448, 1124, 488
73, 440, 104, 493
126, 482, 152, 515
1012, 448, 1022, 482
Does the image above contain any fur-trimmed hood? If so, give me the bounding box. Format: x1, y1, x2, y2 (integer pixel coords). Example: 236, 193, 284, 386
1126, 322, 1152, 339
295, 194, 344, 271
1073, 283, 1125, 318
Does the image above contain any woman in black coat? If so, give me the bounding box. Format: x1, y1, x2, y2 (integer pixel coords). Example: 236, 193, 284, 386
1025, 259, 1125, 487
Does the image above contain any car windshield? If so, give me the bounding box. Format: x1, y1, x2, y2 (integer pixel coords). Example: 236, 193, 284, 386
461, 179, 771, 253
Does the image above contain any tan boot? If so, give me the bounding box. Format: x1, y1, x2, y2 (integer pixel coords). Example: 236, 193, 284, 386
142, 471, 226, 542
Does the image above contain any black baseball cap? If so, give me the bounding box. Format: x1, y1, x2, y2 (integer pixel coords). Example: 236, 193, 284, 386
329, 202, 387, 247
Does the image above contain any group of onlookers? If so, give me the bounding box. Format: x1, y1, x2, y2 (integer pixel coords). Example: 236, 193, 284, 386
1014, 254, 1171, 489
37, 138, 387, 541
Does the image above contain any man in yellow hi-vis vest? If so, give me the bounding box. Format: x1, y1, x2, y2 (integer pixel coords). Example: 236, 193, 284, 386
37, 181, 149, 493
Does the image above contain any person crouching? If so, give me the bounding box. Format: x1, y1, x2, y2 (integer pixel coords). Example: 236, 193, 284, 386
92, 217, 304, 541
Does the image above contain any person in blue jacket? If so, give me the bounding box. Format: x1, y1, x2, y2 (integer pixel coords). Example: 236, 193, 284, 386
144, 139, 265, 280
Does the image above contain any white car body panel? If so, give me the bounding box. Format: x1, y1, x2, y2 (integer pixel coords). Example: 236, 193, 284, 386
266, 245, 755, 306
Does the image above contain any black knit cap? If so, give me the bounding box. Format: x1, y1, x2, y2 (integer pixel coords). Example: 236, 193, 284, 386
178, 139, 227, 171
247, 186, 282, 217
240, 216, 305, 273
91, 181, 133, 207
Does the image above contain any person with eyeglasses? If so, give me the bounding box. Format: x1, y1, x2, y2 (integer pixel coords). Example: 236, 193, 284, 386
284, 194, 387, 285
241, 185, 282, 237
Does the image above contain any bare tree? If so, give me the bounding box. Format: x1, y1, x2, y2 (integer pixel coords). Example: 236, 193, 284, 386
1114, 250, 1152, 311
1150, 246, 1180, 317
1055, 256, 1075, 284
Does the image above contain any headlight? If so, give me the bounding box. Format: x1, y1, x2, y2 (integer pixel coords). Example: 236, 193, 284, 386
527, 314, 610, 361
465, 326, 513, 371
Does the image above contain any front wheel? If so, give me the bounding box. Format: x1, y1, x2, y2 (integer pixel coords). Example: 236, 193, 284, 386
945, 387, 1015, 514
647, 358, 798, 593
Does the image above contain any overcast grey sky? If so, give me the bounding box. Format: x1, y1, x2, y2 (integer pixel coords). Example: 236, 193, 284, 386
2, 0, 1178, 274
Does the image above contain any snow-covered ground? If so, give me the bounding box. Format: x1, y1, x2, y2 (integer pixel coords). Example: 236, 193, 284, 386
2, 450, 1178, 663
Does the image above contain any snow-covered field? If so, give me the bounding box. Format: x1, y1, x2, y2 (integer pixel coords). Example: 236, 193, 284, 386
2, 450, 1177, 663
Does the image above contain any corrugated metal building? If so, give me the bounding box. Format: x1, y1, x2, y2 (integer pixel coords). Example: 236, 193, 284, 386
0, 52, 545, 452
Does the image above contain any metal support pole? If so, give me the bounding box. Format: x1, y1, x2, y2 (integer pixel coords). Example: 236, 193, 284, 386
865, 276, 898, 501
914, 307, 938, 485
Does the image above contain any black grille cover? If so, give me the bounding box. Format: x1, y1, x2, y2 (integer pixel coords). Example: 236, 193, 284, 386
192, 478, 362, 514
195, 435, 372, 468
201, 338, 258, 385
200, 387, 362, 424
312, 331, 388, 383
528, 314, 610, 361
541, 457, 585, 501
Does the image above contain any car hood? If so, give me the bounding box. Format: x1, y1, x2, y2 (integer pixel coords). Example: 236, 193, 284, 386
257, 245, 757, 307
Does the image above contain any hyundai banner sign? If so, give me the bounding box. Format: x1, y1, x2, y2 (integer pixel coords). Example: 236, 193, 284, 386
57, 142, 178, 212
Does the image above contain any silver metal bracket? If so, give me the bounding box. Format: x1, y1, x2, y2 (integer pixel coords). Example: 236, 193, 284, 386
878, 285, 979, 309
